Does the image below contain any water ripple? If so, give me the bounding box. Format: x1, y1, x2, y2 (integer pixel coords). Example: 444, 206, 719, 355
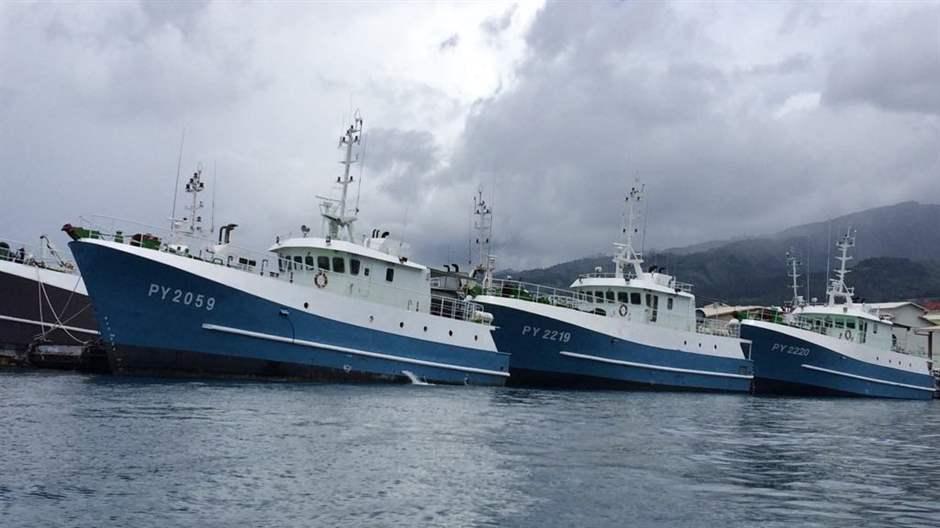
0, 371, 938, 527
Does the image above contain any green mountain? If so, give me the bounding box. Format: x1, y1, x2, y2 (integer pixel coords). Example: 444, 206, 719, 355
508, 201, 940, 306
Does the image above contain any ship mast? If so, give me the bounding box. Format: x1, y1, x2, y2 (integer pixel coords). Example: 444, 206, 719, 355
320, 112, 363, 242
826, 228, 856, 306
473, 186, 494, 290
613, 182, 645, 280
183, 167, 206, 236
786, 248, 803, 307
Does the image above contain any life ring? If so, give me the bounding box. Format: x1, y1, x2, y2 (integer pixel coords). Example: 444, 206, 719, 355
618, 304, 628, 317
844, 329, 853, 341
314, 271, 328, 288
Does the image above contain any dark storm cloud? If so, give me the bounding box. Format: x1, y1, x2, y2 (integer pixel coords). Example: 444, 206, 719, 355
412, 0, 940, 269
823, 5, 940, 115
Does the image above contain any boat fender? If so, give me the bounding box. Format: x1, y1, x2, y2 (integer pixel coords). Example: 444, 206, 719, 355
618, 304, 628, 317
845, 329, 853, 341
314, 271, 328, 288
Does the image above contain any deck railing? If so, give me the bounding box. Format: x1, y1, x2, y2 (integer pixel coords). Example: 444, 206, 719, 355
0, 238, 76, 273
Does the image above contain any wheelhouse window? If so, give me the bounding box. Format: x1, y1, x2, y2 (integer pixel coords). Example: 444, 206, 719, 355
605, 291, 615, 303
630, 292, 641, 305
317, 256, 330, 270
350, 259, 361, 275
332, 257, 345, 273
618, 292, 628, 303
305, 255, 314, 270
293, 256, 303, 269
364, 267, 370, 277
594, 291, 604, 301
386, 268, 395, 282
667, 297, 674, 310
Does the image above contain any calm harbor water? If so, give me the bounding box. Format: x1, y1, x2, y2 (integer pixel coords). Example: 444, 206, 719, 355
1, 370, 938, 527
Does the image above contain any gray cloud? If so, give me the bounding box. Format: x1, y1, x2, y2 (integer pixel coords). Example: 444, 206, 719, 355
2, 0, 939, 276
822, 5, 940, 115
481, 5, 516, 39
413, 1, 940, 269
439, 33, 460, 51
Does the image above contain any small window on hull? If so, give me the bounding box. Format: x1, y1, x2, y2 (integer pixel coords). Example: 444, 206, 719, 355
333, 257, 345, 273
386, 268, 395, 282
317, 256, 330, 270
667, 297, 674, 310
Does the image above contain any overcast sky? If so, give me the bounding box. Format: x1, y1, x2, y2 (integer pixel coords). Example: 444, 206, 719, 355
2, 0, 938, 270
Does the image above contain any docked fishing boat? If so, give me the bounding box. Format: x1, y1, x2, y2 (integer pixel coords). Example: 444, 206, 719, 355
68, 115, 509, 385
472, 184, 754, 391
0, 236, 98, 360
741, 231, 936, 399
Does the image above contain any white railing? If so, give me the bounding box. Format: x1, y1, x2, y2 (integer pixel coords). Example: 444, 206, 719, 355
66, 217, 483, 324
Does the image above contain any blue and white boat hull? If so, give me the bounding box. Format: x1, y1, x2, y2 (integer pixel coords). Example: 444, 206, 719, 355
741, 320, 936, 400
70, 240, 510, 385
474, 296, 753, 392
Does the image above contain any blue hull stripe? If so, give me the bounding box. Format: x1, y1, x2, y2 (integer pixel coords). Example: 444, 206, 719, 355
203, 323, 510, 377
801, 363, 935, 393
559, 350, 754, 379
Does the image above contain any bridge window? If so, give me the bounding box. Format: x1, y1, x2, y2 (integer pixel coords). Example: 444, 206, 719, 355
631, 292, 641, 305
386, 268, 395, 282
594, 291, 603, 301
350, 259, 361, 275
667, 297, 674, 310
293, 256, 303, 269
332, 257, 345, 273
618, 292, 628, 303
606, 291, 615, 302
317, 256, 330, 270
305, 255, 314, 269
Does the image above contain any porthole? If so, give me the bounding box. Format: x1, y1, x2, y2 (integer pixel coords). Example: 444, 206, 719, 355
303, 302, 309, 309
399, 322, 404, 329
713, 344, 717, 350
423, 326, 428, 332
474, 335, 478, 341
698, 343, 702, 347
683, 340, 687, 346
369, 315, 374, 322
448, 330, 453, 337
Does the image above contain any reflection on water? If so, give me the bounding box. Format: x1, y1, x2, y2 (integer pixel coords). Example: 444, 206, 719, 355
1, 371, 938, 527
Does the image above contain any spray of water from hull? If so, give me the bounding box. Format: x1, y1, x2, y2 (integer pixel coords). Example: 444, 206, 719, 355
401, 370, 434, 386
